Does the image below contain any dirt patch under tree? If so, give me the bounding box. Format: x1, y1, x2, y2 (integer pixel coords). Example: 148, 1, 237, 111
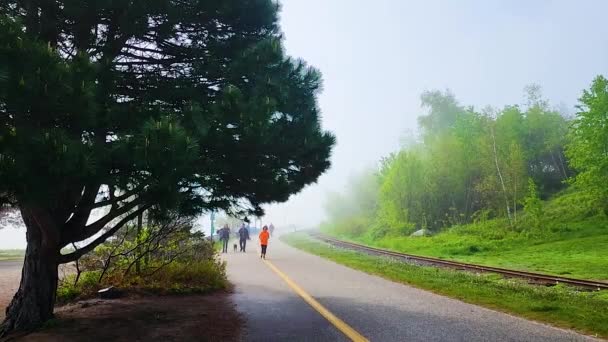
6, 292, 242, 342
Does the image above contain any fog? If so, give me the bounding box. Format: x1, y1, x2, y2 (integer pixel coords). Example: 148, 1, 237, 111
262, 0, 608, 229
2, 0, 608, 246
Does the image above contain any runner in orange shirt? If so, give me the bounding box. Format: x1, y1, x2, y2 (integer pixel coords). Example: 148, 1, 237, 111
259, 225, 270, 259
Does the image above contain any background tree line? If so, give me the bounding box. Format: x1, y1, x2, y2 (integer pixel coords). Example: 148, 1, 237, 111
325, 77, 608, 238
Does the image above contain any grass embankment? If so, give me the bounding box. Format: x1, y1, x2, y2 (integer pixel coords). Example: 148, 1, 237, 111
282, 232, 608, 338
0, 249, 24, 261
327, 190, 608, 280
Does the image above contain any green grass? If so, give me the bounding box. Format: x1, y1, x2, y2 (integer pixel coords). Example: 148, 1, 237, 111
326, 190, 608, 280
0, 249, 24, 261
353, 226, 608, 280
282, 232, 608, 338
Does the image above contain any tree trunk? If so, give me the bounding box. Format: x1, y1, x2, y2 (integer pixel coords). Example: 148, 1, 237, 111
556, 150, 568, 179
490, 127, 512, 224
0, 207, 60, 337
513, 176, 517, 223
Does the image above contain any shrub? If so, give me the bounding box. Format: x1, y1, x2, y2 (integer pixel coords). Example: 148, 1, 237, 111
56, 217, 227, 303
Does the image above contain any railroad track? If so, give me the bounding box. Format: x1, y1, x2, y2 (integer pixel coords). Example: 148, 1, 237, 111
310, 233, 608, 291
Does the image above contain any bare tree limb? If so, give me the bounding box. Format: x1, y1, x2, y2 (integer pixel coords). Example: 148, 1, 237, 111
123, 223, 181, 276
98, 225, 130, 284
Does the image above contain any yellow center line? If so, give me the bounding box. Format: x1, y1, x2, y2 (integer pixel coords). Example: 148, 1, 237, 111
263, 259, 369, 342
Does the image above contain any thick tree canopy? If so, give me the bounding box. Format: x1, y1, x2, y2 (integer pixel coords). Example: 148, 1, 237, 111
0, 0, 334, 247
567, 75, 608, 202
0, 0, 334, 333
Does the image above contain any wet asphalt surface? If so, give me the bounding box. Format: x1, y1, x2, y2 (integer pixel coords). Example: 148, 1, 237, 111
223, 236, 599, 342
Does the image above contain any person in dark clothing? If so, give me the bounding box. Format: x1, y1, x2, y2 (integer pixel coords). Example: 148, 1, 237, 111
238, 223, 250, 252
219, 224, 230, 253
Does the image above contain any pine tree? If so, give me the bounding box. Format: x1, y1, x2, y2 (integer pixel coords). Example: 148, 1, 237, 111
0, 1, 335, 334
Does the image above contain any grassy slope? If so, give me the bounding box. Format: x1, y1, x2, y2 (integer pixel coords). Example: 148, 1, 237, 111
331, 190, 608, 280
0, 249, 24, 261
282, 232, 608, 338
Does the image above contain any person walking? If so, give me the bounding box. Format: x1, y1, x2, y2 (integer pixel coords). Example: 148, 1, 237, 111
259, 225, 270, 259
269, 223, 275, 237
219, 224, 230, 253
238, 223, 250, 252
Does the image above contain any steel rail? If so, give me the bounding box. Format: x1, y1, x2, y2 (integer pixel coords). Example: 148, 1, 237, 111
310, 233, 608, 291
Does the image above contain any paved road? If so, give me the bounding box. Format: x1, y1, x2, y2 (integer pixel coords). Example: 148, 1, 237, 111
224, 236, 598, 342
0, 260, 22, 319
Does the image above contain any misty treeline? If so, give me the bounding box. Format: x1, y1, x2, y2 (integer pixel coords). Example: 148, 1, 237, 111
325, 76, 608, 238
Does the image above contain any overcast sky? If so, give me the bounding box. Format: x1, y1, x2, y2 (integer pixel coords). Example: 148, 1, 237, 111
2, 0, 608, 247
261, 0, 608, 229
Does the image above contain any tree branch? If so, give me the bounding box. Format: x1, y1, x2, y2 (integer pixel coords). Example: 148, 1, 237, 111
72, 243, 82, 286
65, 183, 101, 227
142, 249, 189, 278
54, 185, 85, 227
90, 184, 146, 209
110, 221, 177, 259
70, 195, 145, 243
98, 225, 130, 283
59, 205, 150, 263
